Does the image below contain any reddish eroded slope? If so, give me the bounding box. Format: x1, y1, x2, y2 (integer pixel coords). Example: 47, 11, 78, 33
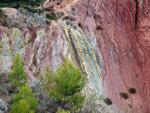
71, 0, 150, 112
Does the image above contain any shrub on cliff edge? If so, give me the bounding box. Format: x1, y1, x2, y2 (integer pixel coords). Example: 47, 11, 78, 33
103, 97, 112, 105
120, 92, 129, 99
129, 87, 136, 94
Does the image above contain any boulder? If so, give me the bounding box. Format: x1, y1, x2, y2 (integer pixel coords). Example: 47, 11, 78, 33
0, 99, 8, 113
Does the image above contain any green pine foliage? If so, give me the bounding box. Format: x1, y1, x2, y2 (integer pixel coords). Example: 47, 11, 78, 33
57, 107, 70, 113
41, 60, 86, 111
10, 99, 34, 113
12, 84, 38, 112
7, 53, 27, 90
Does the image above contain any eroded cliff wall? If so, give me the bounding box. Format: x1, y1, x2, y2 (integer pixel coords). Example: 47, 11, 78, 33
0, 0, 150, 112
71, 0, 149, 112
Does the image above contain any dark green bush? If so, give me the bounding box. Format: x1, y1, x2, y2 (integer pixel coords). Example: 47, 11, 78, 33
44, 7, 54, 12
129, 88, 136, 94
96, 25, 102, 30
62, 15, 76, 21
103, 97, 112, 105
78, 22, 82, 27
120, 92, 129, 99
46, 13, 57, 20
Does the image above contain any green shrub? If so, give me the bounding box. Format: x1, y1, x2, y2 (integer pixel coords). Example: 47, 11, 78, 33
40, 60, 86, 111
120, 92, 129, 99
78, 22, 82, 27
104, 97, 112, 105
44, 7, 54, 11
57, 107, 70, 113
10, 99, 34, 113
13, 84, 38, 112
129, 88, 136, 94
7, 53, 27, 91
63, 15, 76, 21
46, 13, 57, 20
96, 25, 102, 30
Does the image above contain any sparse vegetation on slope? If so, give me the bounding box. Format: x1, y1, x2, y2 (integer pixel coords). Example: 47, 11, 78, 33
104, 97, 112, 105
129, 87, 136, 94
120, 92, 129, 99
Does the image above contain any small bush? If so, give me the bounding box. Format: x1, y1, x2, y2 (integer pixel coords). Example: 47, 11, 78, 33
120, 92, 129, 99
96, 25, 102, 30
78, 22, 82, 27
44, 7, 54, 11
46, 13, 57, 20
103, 97, 112, 105
62, 15, 76, 21
10, 99, 33, 113
57, 1, 61, 5
129, 88, 136, 94
57, 107, 70, 113
13, 84, 38, 112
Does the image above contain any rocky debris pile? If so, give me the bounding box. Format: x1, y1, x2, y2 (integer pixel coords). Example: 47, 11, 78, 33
0, 99, 8, 113
17, 8, 48, 28
62, 15, 77, 29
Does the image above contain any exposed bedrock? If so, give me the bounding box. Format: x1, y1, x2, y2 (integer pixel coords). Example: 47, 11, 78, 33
0, 0, 150, 112
72, 0, 149, 112
0, 24, 103, 97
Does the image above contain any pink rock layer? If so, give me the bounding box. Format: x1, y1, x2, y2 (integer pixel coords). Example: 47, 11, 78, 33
71, 0, 150, 112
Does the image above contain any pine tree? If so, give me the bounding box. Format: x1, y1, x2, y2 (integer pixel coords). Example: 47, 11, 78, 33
10, 99, 33, 113
7, 53, 27, 90
12, 84, 38, 112
40, 60, 86, 111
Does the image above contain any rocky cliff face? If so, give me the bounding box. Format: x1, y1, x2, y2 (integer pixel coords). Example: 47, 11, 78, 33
0, 0, 150, 112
